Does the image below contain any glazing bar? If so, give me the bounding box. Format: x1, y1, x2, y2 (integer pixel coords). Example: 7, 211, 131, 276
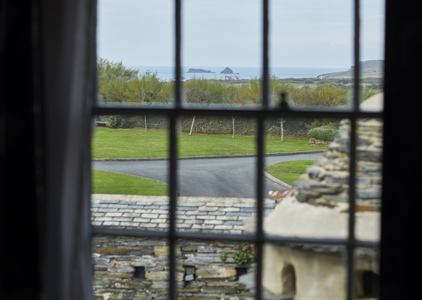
255, 116, 265, 300
262, 0, 269, 109
92, 106, 383, 119
347, 118, 358, 300
168, 114, 178, 300
92, 227, 380, 248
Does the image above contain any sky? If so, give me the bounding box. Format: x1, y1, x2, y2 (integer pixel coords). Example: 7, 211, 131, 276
97, 0, 385, 68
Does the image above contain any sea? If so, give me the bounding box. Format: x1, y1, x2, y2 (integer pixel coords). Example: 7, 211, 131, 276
129, 66, 347, 81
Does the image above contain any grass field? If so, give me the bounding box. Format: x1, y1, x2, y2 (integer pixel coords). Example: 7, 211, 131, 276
265, 160, 315, 186
92, 170, 168, 196
92, 128, 327, 159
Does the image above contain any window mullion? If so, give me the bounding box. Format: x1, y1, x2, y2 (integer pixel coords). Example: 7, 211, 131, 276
169, 113, 178, 300
347, 0, 361, 298
255, 115, 265, 300
169, 0, 182, 298
347, 118, 358, 300
262, 0, 269, 109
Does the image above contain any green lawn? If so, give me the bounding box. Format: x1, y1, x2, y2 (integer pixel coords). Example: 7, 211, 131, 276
265, 160, 315, 186
92, 128, 327, 159
92, 170, 168, 196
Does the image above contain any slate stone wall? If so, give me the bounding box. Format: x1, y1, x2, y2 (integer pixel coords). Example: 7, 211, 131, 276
292, 119, 383, 208
92, 195, 275, 300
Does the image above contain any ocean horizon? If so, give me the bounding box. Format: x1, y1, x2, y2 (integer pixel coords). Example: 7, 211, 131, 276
128, 66, 347, 81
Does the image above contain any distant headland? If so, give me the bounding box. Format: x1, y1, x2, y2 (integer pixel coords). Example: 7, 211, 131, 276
187, 68, 215, 74
318, 60, 384, 79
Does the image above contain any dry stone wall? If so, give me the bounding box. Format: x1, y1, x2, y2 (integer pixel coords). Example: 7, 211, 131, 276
292, 118, 383, 209
92, 195, 275, 300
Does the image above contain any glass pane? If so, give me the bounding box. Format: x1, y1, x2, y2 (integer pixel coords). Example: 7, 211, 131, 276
93, 236, 169, 299
91, 114, 170, 231
359, 0, 385, 110
176, 239, 256, 299
355, 118, 382, 242
97, 0, 174, 106
263, 243, 347, 299
355, 247, 380, 299
270, 0, 354, 111
183, 0, 261, 108
264, 117, 349, 239
176, 115, 261, 234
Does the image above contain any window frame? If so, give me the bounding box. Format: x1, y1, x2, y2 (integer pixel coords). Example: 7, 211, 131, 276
91, 0, 383, 299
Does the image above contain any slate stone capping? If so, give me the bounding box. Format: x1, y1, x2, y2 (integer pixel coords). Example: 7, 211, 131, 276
91, 195, 276, 234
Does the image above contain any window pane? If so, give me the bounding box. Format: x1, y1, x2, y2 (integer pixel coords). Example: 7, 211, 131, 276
359, 0, 385, 109
263, 243, 347, 299
176, 239, 257, 299
264, 117, 349, 239
183, 0, 261, 108
354, 118, 382, 242
270, 0, 354, 111
97, 0, 174, 106
176, 115, 261, 234
93, 236, 170, 299
91, 114, 170, 231
355, 247, 380, 299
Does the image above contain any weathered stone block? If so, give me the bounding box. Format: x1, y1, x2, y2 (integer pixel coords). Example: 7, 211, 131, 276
324, 171, 349, 184
151, 280, 185, 288
307, 166, 326, 180
105, 212, 123, 217
108, 267, 135, 273
195, 246, 217, 253
95, 271, 133, 279
356, 189, 382, 199
195, 268, 236, 280
146, 271, 184, 281
154, 246, 181, 257
177, 206, 198, 211
201, 286, 238, 294
219, 208, 241, 212
198, 206, 219, 212
203, 220, 224, 225
181, 245, 197, 252
357, 149, 382, 162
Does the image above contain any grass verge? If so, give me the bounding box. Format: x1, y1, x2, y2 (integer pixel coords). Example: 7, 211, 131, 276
265, 160, 315, 186
92, 170, 168, 196
92, 128, 327, 159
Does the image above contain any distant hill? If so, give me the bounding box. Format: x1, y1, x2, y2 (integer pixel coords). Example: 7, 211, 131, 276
318, 60, 384, 79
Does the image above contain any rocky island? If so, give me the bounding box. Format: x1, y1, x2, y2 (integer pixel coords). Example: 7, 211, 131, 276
187, 68, 215, 73
220, 67, 239, 74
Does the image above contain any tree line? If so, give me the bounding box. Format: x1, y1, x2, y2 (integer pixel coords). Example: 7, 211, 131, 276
98, 58, 382, 138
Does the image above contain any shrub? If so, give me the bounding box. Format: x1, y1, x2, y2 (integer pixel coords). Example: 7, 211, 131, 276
232, 242, 256, 266
307, 125, 339, 142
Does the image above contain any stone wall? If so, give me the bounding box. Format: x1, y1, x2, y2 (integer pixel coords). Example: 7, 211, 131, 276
92, 195, 276, 300
293, 118, 383, 209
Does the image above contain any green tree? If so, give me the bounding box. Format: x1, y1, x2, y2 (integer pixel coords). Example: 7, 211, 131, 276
97, 58, 138, 103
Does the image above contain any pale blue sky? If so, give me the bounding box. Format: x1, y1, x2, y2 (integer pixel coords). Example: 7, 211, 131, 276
97, 0, 384, 68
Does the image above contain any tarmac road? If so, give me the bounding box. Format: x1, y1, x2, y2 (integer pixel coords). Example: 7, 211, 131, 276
92, 153, 323, 198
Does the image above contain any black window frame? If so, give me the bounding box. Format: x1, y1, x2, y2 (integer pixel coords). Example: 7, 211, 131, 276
91, 1, 383, 299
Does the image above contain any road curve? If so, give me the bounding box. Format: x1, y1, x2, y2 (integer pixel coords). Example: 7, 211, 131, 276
92, 153, 323, 198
